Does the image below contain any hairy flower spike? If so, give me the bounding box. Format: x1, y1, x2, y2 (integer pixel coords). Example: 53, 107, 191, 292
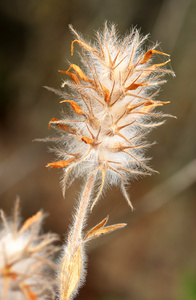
46, 23, 175, 209
0, 200, 60, 300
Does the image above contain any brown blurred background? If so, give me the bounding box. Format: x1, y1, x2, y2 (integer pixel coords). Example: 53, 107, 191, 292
0, 0, 196, 299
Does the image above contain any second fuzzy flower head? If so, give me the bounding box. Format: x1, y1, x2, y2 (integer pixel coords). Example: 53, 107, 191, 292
46, 23, 175, 209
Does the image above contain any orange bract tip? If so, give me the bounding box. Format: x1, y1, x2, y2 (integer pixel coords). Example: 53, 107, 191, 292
140, 49, 170, 64
71, 40, 88, 56
20, 211, 41, 234
58, 69, 67, 74
48, 117, 60, 129
22, 284, 37, 300
102, 85, 110, 103
126, 82, 147, 91
149, 58, 171, 70
67, 64, 94, 84
71, 38, 99, 57
60, 100, 85, 115
80, 136, 94, 145
60, 69, 81, 84
71, 40, 75, 55
49, 117, 77, 134
46, 158, 75, 168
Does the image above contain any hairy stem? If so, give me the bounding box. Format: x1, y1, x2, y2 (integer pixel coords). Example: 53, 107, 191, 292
70, 173, 95, 251
59, 174, 95, 300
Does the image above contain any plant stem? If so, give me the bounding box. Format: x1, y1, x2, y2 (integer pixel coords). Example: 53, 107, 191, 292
70, 173, 95, 250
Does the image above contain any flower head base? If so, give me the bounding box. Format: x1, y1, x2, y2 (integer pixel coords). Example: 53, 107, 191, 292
0, 200, 60, 300
46, 23, 175, 209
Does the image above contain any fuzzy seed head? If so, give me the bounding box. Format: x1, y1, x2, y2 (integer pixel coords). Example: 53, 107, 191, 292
0, 201, 60, 300
47, 23, 174, 208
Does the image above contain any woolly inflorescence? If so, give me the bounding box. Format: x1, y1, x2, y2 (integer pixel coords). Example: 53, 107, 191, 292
0, 201, 59, 300
46, 23, 174, 209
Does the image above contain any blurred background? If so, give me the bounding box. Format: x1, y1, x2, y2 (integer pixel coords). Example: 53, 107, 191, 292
0, 0, 196, 299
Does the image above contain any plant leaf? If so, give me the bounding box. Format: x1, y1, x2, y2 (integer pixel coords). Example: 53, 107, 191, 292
84, 216, 126, 243
84, 216, 108, 241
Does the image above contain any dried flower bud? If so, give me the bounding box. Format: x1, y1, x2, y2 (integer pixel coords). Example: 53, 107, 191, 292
46, 23, 175, 209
